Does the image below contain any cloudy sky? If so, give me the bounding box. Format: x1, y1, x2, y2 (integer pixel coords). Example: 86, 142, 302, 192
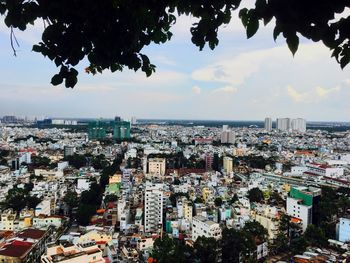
0, 8, 350, 121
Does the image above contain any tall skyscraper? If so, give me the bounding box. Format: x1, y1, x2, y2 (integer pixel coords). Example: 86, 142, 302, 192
223, 156, 233, 174
144, 183, 164, 233
276, 118, 291, 131
291, 118, 307, 132
276, 117, 306, 133
88, 121, 107, 140
264, 117, 272, 131
221, 125, 235, 144
113, 121, 131, 140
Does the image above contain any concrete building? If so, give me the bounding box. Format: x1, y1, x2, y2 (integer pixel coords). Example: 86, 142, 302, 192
221, 130, 235, 144
291, 118, 306, 132
204, 153, 213, 171
144, 183, 163, 233
35, 199, 51, 217
306, 163, 344, 178
264, 117, 272, 131
337, 217, 350, 242
148, 158, 166, 176
41, 242, 104, 263
0, 209, 16, 231
223, 156, 233, 174
276, 118, 291, 132
113, 121, 131, 140
192, 215, 222, 241
0, 229, 50, 263
63, 146, 75, 157
286, 186, 321, 231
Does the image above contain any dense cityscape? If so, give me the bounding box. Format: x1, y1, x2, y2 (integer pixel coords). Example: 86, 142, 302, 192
0, 115, 349, 262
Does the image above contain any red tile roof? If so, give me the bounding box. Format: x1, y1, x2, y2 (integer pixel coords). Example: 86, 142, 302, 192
17, 229, 46, 240
0, 241, 33, 258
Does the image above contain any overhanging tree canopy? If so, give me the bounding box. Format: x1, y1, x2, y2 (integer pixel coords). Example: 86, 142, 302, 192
1, 0, 349, 88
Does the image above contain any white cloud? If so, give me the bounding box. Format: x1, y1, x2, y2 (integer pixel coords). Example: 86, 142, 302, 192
191, 42, 330, 88
192, 86, 201, 94
287, 85, 341, 103
212, 85, 238, 94
287, 86, 309, 103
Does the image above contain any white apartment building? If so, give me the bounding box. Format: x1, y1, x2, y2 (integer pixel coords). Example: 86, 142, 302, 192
192, 215, 222, 241
264, 117, 272, 131
144, 183, 163, 233
286, 197, 312, 232
306, 163, 344, 178
148, 158, 166, 176
291, 118, 306, 132
276, 118, 291, 131
276, 118, 306, 132
35, 199, 51, 217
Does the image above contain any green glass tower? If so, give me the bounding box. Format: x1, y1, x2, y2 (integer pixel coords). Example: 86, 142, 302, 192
88, 121, 108, 140
113, 121, 131, 140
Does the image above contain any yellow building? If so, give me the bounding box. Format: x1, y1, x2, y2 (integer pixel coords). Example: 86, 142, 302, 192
202, 187, 212, 202
252, 207, 279, 240
183, 199, 193, 221
19, 208, 34, 229
148, 158, 166, 176
223, 156, 233, 174
0, 209, 16, 231
109, 173, 122, 184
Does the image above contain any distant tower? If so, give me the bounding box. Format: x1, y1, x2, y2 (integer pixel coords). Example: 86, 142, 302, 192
276, 118, 290, 131
264, 117, 272, 131
114, 116, 121, 122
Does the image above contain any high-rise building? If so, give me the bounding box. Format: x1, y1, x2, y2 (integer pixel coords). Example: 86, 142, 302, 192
286, 186, 321, 231
291, 118, 307, 132
221, 130, 235, 144
114, 116, 121, 122
264, 117, 272, 131
205, 153, 213, 171
276, 117, 306, 132
276, 118, 292, 131
113, 121, 131, 140
88, 121, 107, 140
64, 146, 75, 157
223, 156, 233, 174
131, 116, 137, 125
144, 183, 164, 233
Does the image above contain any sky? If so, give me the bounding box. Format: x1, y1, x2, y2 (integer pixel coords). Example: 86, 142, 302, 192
1, 8, 350, 121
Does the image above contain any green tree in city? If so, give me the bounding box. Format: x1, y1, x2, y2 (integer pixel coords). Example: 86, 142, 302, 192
247, 187, 264, 203
64, 154, 86, 169
221, 228, 255, 263
304, 224, 328, 247
63, 190, 78, 216
214, 197, 223, 207
229, 194, 239, 205
243, 221, 268, 243
76, 204, 97, 226
104, 194, 118, 203
152, 235, 192, 263
193, 236, 220, 263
